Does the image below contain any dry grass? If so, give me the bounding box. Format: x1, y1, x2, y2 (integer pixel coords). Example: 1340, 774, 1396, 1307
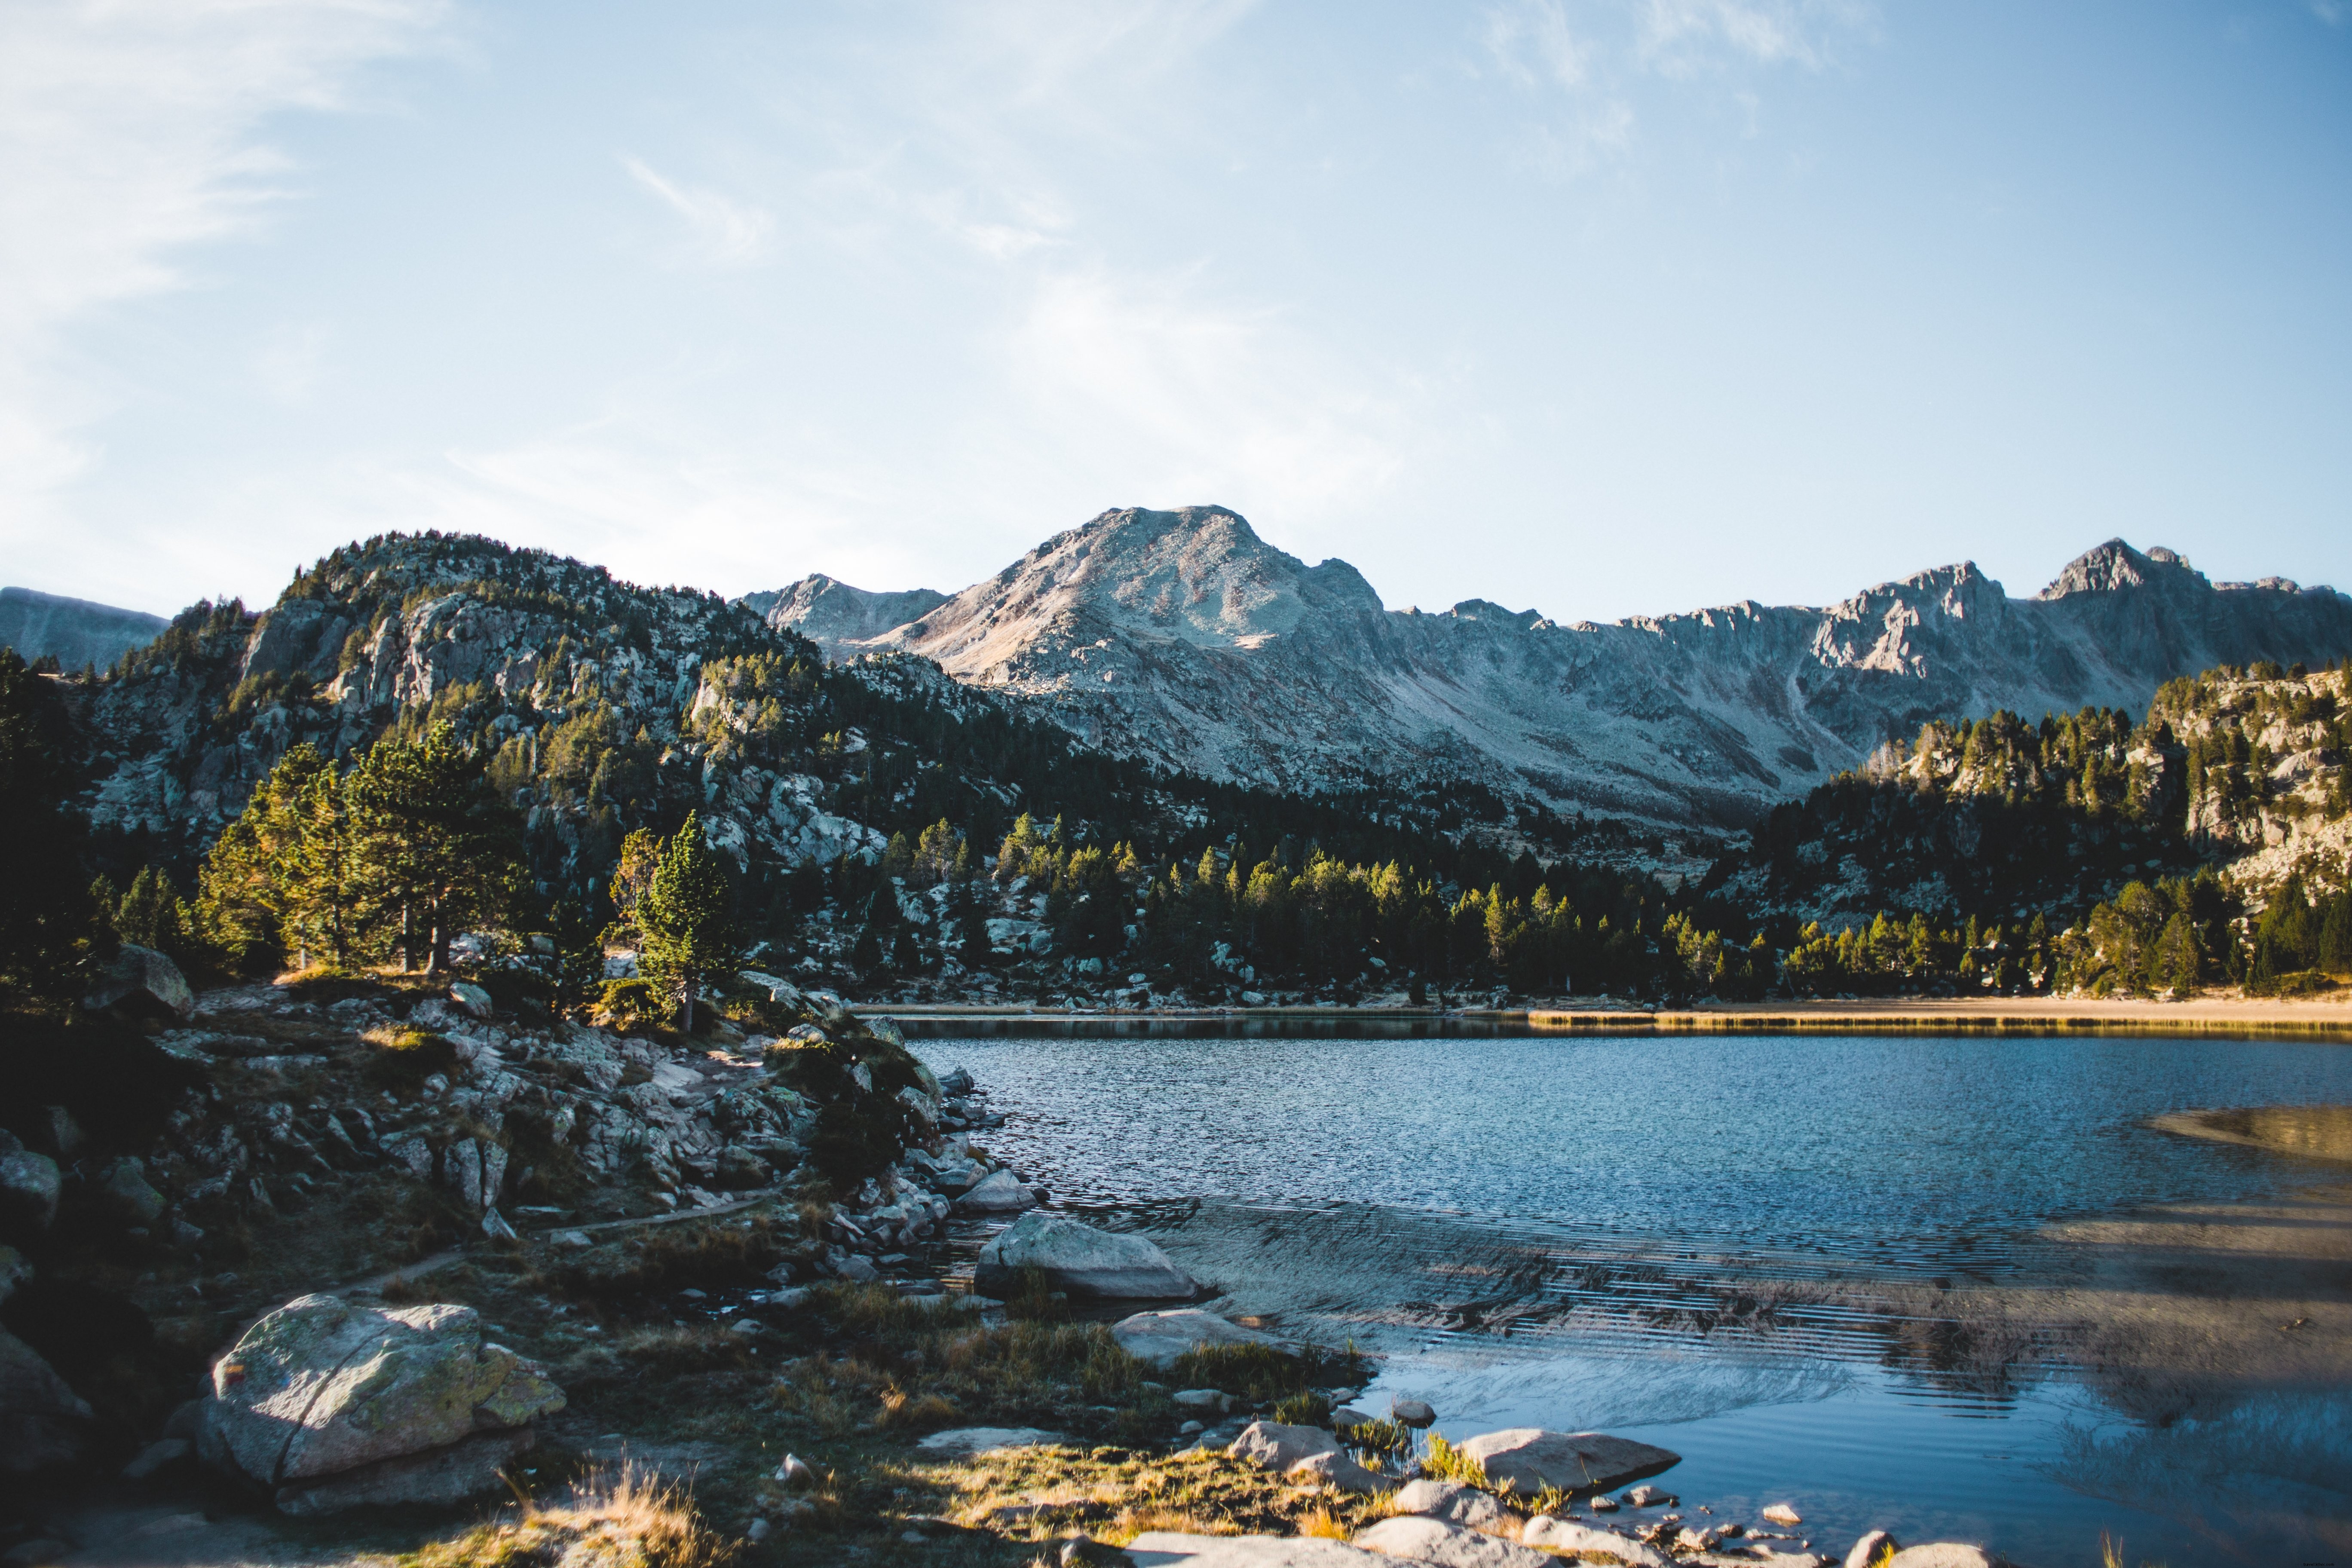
928, 1445, 1391, 1547
537, 1216, 798, 1299
404, 1464, 732, 1568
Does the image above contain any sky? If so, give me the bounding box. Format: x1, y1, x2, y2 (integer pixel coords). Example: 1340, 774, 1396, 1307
2, 0, 2348, 625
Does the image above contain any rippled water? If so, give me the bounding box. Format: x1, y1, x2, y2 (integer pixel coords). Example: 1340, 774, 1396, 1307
912, 1031, 2352, 1565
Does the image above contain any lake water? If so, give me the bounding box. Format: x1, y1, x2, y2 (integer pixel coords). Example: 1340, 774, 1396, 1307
910, 1032, 2352, 1566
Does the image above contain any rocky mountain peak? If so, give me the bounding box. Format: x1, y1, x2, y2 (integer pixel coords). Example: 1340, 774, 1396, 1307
748, 575, 949, 656
2037, 539, 2202, 600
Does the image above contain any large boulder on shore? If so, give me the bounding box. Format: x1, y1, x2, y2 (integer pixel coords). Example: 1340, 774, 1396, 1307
83, 943, 194, 1020
1112, 1308, 1295, 1370
0, 1328, 94, 1476
1522, 1516, 1671, 1566
1351, 1516, 1553, 1567
1455, 1427, 1679, 1495
974, 1211, 1197, 1299
201, 1294, 564, 1513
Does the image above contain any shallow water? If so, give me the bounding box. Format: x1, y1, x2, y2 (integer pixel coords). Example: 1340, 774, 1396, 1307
913, 1032, 2352, 1565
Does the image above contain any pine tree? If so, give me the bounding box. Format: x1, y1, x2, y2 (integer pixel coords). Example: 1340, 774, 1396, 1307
637, 811, 738, 1033
197, 744, 334, 973
346, 722, 524, 973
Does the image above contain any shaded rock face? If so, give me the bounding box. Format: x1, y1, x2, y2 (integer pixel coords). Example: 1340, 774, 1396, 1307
0, 1328, 95, 1475
0, 587, 166, 671
974, 1210, 1197, 1298
778, 512, 2352, 832
202, 1293, 564, 1512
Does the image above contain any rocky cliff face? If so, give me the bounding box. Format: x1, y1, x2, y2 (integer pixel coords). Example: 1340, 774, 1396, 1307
756, 510, 2352, 832
0, 587, 168, 671
743, 575, 948, 654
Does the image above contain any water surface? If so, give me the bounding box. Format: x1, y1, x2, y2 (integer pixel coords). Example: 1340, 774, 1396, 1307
913, 1031, 2352, 1565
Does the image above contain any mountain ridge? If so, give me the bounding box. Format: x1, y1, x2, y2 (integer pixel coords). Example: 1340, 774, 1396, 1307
753, 508, 2352, 835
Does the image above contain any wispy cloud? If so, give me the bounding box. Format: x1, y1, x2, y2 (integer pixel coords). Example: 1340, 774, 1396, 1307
622, 156, 777, 268
0, 0, 444, 532
1485, 0, 1591, 89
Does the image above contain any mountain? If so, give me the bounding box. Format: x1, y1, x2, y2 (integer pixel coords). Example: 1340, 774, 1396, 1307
0, 586, 167, 670
751, 507, 2352, 836
743, 575, 948, 655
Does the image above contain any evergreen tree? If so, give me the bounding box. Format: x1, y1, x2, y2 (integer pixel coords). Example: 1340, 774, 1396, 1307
196, 744, 333, 972
346, 722, 524, 973
0, 646, 90, 996
637, 811, 739, 1032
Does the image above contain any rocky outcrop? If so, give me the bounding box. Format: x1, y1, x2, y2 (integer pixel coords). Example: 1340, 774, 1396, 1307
1351, 1516, 1552, 1566
974, 1211, 1197, 1298
772, 510, 2352, 836
200, 1294, 564, 1514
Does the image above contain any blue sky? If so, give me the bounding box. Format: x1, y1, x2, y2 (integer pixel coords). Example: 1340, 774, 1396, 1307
3, 0, 2347, 623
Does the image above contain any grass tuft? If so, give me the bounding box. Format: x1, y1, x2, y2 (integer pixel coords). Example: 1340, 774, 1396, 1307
403, 1463, 732, 1568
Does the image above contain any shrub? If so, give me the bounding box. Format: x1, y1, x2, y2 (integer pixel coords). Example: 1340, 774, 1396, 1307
361, 1027, 458, 1093
591, 977, 669, 1034
1166, 1342, 1320, 1404
1272, 1390, 1331, 1428
1420, 1432, 1490, 1490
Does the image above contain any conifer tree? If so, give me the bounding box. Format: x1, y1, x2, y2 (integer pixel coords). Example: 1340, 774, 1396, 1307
346, 722, 524, 973
197, 744, 334, 972
637, 811, 738, 1032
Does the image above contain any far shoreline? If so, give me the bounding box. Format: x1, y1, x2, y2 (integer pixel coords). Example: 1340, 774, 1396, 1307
861, 991, 2352, 1040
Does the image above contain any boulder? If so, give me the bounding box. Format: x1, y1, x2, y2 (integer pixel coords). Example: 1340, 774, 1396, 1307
96, 1158, 167, 1226
1844, 1532, 1898, 1568
1112, 1308, 1296, 1370
1888, 1549, 2005, 1568
201, 1293, 564, 1512
955, 1168, 1038, 1213
1456, 1429, 1680, 1496
1391, 1479, 1510, 1531
913, 1426, 1068, 1457
1125, 1533, 1392, 1566
0, 1143, 61, 1236
1287, 1451, 1387, 1492
1350, 1516, 1552, 1567
974, 1211, 1197, 1298
1520, 1516, 1671, 1567
448, 982, 495, 1021
1391, 1399, 1435, 1429
1227, 1421, 1339, 1472
1763, 1504, 1804, 1526
83, 943, 194, 1020
0, 1328, 94, 1475
938, 1066, 976, 1096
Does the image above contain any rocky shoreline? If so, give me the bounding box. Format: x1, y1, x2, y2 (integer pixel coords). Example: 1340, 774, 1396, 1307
0, 952, 2100, 1566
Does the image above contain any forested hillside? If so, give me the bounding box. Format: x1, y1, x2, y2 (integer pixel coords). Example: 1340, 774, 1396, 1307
36, 532, 1768, 1009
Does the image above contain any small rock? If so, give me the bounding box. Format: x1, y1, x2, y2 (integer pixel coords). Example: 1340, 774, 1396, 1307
1589, 1494, 1620, 1512
122, 1436, 192, 1479
953, 1168, 1038, 1213
1522, 1516, 1672, 1567
1173, 1388, 1229, 1410
1391, 1399, 1436, 1428
775, 1453, 817, 1487
1622, 1484, 1676, 1508
1391, 1479, 1510, 1531
746, 1517, 773, 1543
835, 1256, 880, 1284
1764, 1504, 1804, 1527
1287, 1450, 1387, 1493
1178, 1420, 1204, 1435
1112, 1308, 1295, 1369
1226, 1420, 1339, 1472
730, 1319, 766, 1337
678, 1287, 707, 1299
552, 1230, 594, 1249
1353, 1515, 1552, 1566
0, 1147, 62, 1235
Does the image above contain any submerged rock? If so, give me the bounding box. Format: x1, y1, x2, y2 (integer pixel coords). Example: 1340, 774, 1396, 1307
201, 1293, 564, 1513
975, 1211, 1196, 1298
1456, 1429, 1680, 1497
1112, 1308, 1294, 1369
